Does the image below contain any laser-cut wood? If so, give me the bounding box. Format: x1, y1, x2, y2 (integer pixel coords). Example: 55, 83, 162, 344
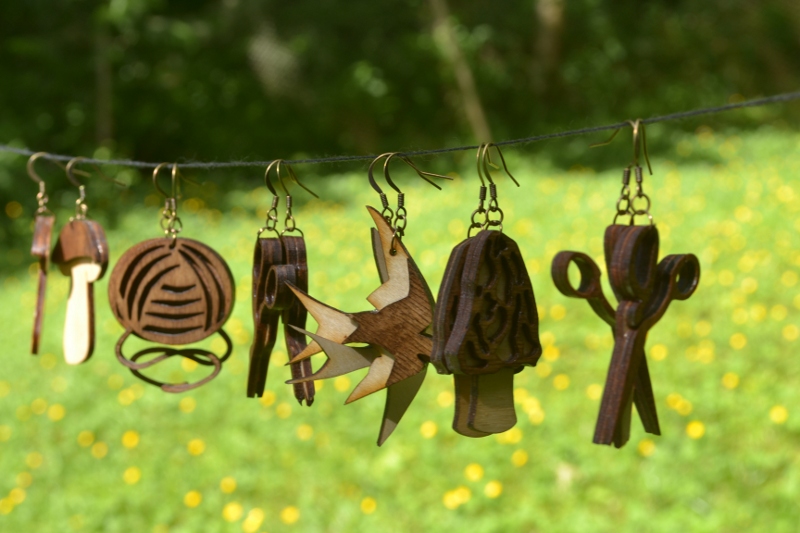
52, 219, 109, 365
30, 214, 55, 355
552, 224, 700, 447
246, 235, 315, 404
108, 237, 235, 392
432, 229, 541, 436
286, 206, 434, 445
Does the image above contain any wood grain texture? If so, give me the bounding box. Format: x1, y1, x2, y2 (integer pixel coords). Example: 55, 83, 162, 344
30, 214, 55, 355
432, 230, 540, 437
551, 249, 660, 438
108, 237, 235, 392
52, 219, 109, 365
246, 236, 315, 404
247, 237, 283, 397
552, 224, 700, 447
286, 205, 435, 444
279, 236, 315, 405
433, 230, 541, 375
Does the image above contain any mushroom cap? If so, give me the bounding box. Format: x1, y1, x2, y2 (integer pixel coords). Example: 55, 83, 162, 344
52, 220, 109, 277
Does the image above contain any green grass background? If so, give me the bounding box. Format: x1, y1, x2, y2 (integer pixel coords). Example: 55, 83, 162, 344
2, 126, 800, 532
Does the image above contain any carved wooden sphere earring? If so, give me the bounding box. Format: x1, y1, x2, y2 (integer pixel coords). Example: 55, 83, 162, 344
108, 163, 235, 393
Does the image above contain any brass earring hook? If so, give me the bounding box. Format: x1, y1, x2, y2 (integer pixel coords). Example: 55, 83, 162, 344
590, 120, 653, 175
27, 152, 62, 214
65, 156, 126, 188
368, 152, 452, 226
480, 143, 519, 187
153, 163, 184, 240
153, 163, 173, 198
264, 160, 281, 197
629, 119, 652, 175
276, 160, 317, 235
259, 161, 283, 238
475, 143, 515, 233
276, 161, 318, 199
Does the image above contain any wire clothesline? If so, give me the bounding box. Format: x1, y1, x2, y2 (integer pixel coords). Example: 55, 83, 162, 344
1, 91, 799, 170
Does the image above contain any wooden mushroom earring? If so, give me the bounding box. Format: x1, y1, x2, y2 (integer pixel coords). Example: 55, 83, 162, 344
551, 120, 700, 448
432, 143, 542, 437
51, 157, 114, 365
108, 163, 235, 392
285, 153, 451, 445
27, 153, 57, 355
247, 161, 317, 405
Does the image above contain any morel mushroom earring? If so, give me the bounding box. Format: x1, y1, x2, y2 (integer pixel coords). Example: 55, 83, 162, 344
432, 143, 542, 437
108, 163, 235, 392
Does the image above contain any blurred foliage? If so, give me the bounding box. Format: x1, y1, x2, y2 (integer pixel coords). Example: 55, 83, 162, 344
2, 129, 800, 531
1, 0, 799, 267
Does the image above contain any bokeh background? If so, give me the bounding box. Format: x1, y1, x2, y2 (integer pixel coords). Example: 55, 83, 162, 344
2, 1, 800, 532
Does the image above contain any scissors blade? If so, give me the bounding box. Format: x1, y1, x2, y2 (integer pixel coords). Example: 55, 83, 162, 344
633, 354, 661, 435
594, 304, 648, 447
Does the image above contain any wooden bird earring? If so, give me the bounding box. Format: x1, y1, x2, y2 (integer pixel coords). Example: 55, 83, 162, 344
432, 143, 542, 437
108, 163, 235, 392
51, 157, 117, 365
285, 153, 451, 445
27, 153, 58, 355
551, 120, 700, 448
247, 160, 317, 404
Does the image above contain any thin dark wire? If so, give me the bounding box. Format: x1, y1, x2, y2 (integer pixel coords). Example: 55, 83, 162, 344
1, 91, 798, 170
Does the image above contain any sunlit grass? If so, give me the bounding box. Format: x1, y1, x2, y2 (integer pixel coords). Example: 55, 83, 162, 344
1, 128, 800, 532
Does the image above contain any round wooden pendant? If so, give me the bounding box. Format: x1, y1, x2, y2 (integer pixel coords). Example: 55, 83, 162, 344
108, 238, 234, 345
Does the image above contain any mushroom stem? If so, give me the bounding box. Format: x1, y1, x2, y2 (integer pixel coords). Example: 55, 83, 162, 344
63, 261, 101, 365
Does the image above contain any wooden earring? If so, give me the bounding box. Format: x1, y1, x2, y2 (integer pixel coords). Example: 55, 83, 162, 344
247, 161, 317, 405
285, 153, 450, 445
27, 153, 57, 355
108, 163, 235, 392
52, 158, 111, 365
432, 143, 542, 437
551, 121, 700, 447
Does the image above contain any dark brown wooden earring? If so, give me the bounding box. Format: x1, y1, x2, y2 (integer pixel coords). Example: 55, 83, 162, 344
551, 121, 700, 448
108, 163, 235, 392
285, 154, 450, 445
432, 143, 542, 437
247, 161, 316, 404
27, 153, 56, 355
52, 158, 111, 365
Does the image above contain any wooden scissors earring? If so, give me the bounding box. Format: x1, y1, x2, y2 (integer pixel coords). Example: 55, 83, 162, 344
27, 152, 58, 355
247, 161, 317, 405
108, 163, 235, 392
51, 157, 120, 365
284, 153, 450, 445
551, 120, 700, 448
432, 143, 542, 437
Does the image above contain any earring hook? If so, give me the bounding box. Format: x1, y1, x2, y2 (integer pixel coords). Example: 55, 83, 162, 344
368, 152, 451, 196
264, 160, 281, 197
276, 161, 319, 199
28, 152, 62, 215
590, 120, 653, 175
27, 152, 65, 188
153, 163, 182, 199
65, 156, 125, 189
480, 143, 519, 187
